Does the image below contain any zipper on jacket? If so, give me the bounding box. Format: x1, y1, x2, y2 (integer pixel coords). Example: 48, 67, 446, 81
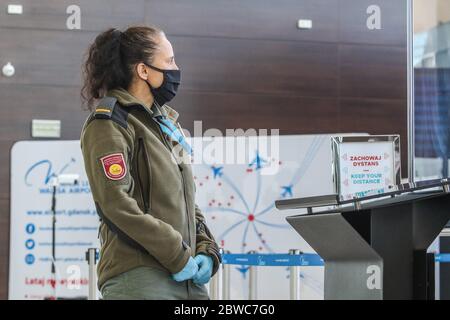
178, 164, 192, 248
140, 138, 152, 212
179, 162, 193, 298
136, 137, 150, 214
152, 118, 192, 248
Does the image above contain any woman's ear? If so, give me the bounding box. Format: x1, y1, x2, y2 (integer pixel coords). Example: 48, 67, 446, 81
136, 62, 149, 81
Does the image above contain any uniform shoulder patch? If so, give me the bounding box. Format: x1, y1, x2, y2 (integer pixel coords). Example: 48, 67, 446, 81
94, 96, 118, 119
100, 152, 127, 180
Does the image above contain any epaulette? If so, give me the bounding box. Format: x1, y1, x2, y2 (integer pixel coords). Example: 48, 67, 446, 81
92, 96, 129, 129
94, 96, 118, 119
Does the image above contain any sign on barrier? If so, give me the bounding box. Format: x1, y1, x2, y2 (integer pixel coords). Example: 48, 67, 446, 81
222, 253, 324, 267
221, 253, 450, 266
435, 253, 450, 263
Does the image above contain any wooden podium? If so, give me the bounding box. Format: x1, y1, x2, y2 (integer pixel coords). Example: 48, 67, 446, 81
276, 180, 450, 300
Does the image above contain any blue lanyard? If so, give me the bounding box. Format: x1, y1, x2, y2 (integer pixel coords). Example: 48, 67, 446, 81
155, 116, 193, 155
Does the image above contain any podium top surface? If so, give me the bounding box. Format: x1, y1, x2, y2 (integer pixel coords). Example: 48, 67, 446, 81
277, 178, 450, 216
315, 191, 443, 215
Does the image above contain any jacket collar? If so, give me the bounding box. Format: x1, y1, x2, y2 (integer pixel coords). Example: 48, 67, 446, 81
162, 104, 179, 123
107, 88, 179, 123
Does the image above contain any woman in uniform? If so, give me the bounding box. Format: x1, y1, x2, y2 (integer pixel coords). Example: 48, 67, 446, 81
80, 26, 221, 300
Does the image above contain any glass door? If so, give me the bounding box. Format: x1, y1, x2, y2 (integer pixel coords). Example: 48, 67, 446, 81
413, 0, 450, 180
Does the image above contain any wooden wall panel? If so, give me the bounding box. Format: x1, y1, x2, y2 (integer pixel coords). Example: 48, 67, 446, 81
145, 0, 339, 42
0, 85, 88, 141
339, 98, 407, 134
0, 0, 407, 299
339, 44, 407, 100
0, 29, 339, 97
0, 29, 94, 86
0, 0, 145, 31
173, 91, 340, 135
172, 36, 339, 97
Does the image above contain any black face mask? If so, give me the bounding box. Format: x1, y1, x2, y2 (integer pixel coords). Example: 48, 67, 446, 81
145, 63, 181, 107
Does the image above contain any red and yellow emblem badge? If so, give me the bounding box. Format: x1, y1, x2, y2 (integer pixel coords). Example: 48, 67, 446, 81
100, 153, 127, 180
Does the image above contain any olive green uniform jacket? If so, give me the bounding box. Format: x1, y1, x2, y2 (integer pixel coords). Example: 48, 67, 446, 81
80, 88, 221, 289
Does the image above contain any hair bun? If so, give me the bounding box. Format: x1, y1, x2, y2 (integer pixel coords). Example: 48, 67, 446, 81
112, 29, 122, 41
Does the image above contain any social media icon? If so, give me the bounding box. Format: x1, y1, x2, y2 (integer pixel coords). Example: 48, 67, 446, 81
25, 254, 35, 265
25, 239, 35, 250
25, 223, 35, 235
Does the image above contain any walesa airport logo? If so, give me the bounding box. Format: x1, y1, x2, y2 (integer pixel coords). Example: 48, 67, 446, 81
24, 157, 90, 194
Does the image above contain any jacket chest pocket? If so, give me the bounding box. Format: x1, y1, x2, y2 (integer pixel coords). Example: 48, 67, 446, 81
133, 137, 152, 213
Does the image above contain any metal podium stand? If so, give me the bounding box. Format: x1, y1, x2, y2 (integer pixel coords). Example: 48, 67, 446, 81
276, 179, 450, 300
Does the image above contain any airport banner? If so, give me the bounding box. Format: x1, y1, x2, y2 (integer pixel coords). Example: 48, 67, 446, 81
9, 140, 98, 299
9, 135, 344, 299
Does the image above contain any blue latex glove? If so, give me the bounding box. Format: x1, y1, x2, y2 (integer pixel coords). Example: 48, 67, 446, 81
192, 254, 213, 285
172, 256, 199, 282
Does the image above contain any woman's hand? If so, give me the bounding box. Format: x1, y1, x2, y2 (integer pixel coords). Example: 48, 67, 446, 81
172, 256, 198, 282
192, 254, 213, 285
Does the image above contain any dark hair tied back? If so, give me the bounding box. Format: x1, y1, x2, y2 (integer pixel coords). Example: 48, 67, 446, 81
81, 26, 162, 110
